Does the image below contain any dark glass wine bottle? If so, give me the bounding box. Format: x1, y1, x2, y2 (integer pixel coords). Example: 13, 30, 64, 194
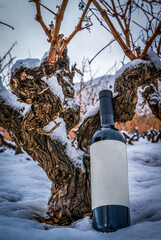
90, 90, 130, 232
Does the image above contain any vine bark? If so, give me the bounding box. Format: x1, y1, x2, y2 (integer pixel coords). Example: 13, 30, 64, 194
0, 50, 161, 225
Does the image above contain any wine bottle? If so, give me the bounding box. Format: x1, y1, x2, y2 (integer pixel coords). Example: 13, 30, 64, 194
90, 89, 130, 232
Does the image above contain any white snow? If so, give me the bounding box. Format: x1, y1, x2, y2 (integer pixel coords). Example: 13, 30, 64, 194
11, 58, 40, 73
141, 84, 161, 106
147, 50, 161, 69
115, 50, 161, 82
64, 97, 79, 111
149, 93, 161, 105
41, 76, 64, 105
63, 75, 72, 84
43, 118, 85, 170
79, 101, 99, 127
135, 86, 148, 115
0, 78, 31, 115
43, 118, 67, 145
127, 139, 161, 227
115, 59, 149, 80
41, 51, 49, 63
0, 139, 161, 240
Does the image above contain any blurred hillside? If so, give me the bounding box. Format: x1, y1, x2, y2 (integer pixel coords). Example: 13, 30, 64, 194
74, 75, 161, 133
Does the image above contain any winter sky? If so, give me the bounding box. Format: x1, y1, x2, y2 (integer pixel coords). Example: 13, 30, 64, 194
0, 0, 155, 82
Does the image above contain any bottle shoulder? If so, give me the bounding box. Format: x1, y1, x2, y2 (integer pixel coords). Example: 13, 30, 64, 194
91, 127, 125, 144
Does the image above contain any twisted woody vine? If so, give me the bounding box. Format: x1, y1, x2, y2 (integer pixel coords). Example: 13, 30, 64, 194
0, 0, 161, 225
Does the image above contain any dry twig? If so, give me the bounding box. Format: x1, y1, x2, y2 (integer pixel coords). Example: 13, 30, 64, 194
31, 0, 52, 42
89, 38, 115, 64
29, 0, 56, 16
0, 21, 14, 30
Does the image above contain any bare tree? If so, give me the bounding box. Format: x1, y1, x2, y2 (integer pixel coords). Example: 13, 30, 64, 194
0, 0, 161, 225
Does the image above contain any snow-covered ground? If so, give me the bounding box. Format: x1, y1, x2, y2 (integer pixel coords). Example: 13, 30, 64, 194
0, 139, 161, 240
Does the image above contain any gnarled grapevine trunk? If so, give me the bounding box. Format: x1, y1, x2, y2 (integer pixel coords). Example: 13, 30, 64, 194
0, 49, 161, 225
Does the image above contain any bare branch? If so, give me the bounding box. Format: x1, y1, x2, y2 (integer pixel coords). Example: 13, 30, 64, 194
0, 21, 14, 30
102, 0, 132, 47
31, 0, 52, 42
0, 42, 17, 64
0, 57, 16, 74
111, 0, 131, 46
29, 0, 56, 16
92, 0, 136, 60
101, 0, 113, 13
99, 0, 114, 16
58, 0, 93, 57
157, 36, 161, 56
47, 0, 69, 62
132, 20, 147, 32
122, 0, 131, 18
73, 66, 84, 76
133, 1, 160, 21
88, 7, 111, 33
89, 38, 115, 64
116, 0, 124, 15
140, 20, 161, 59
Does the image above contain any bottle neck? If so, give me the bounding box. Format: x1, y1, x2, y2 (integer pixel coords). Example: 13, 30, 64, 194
100, 114, 114, 128
99, 91, 114, 128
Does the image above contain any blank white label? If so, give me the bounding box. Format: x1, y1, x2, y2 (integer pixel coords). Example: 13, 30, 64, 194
90, 140, 130, 210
